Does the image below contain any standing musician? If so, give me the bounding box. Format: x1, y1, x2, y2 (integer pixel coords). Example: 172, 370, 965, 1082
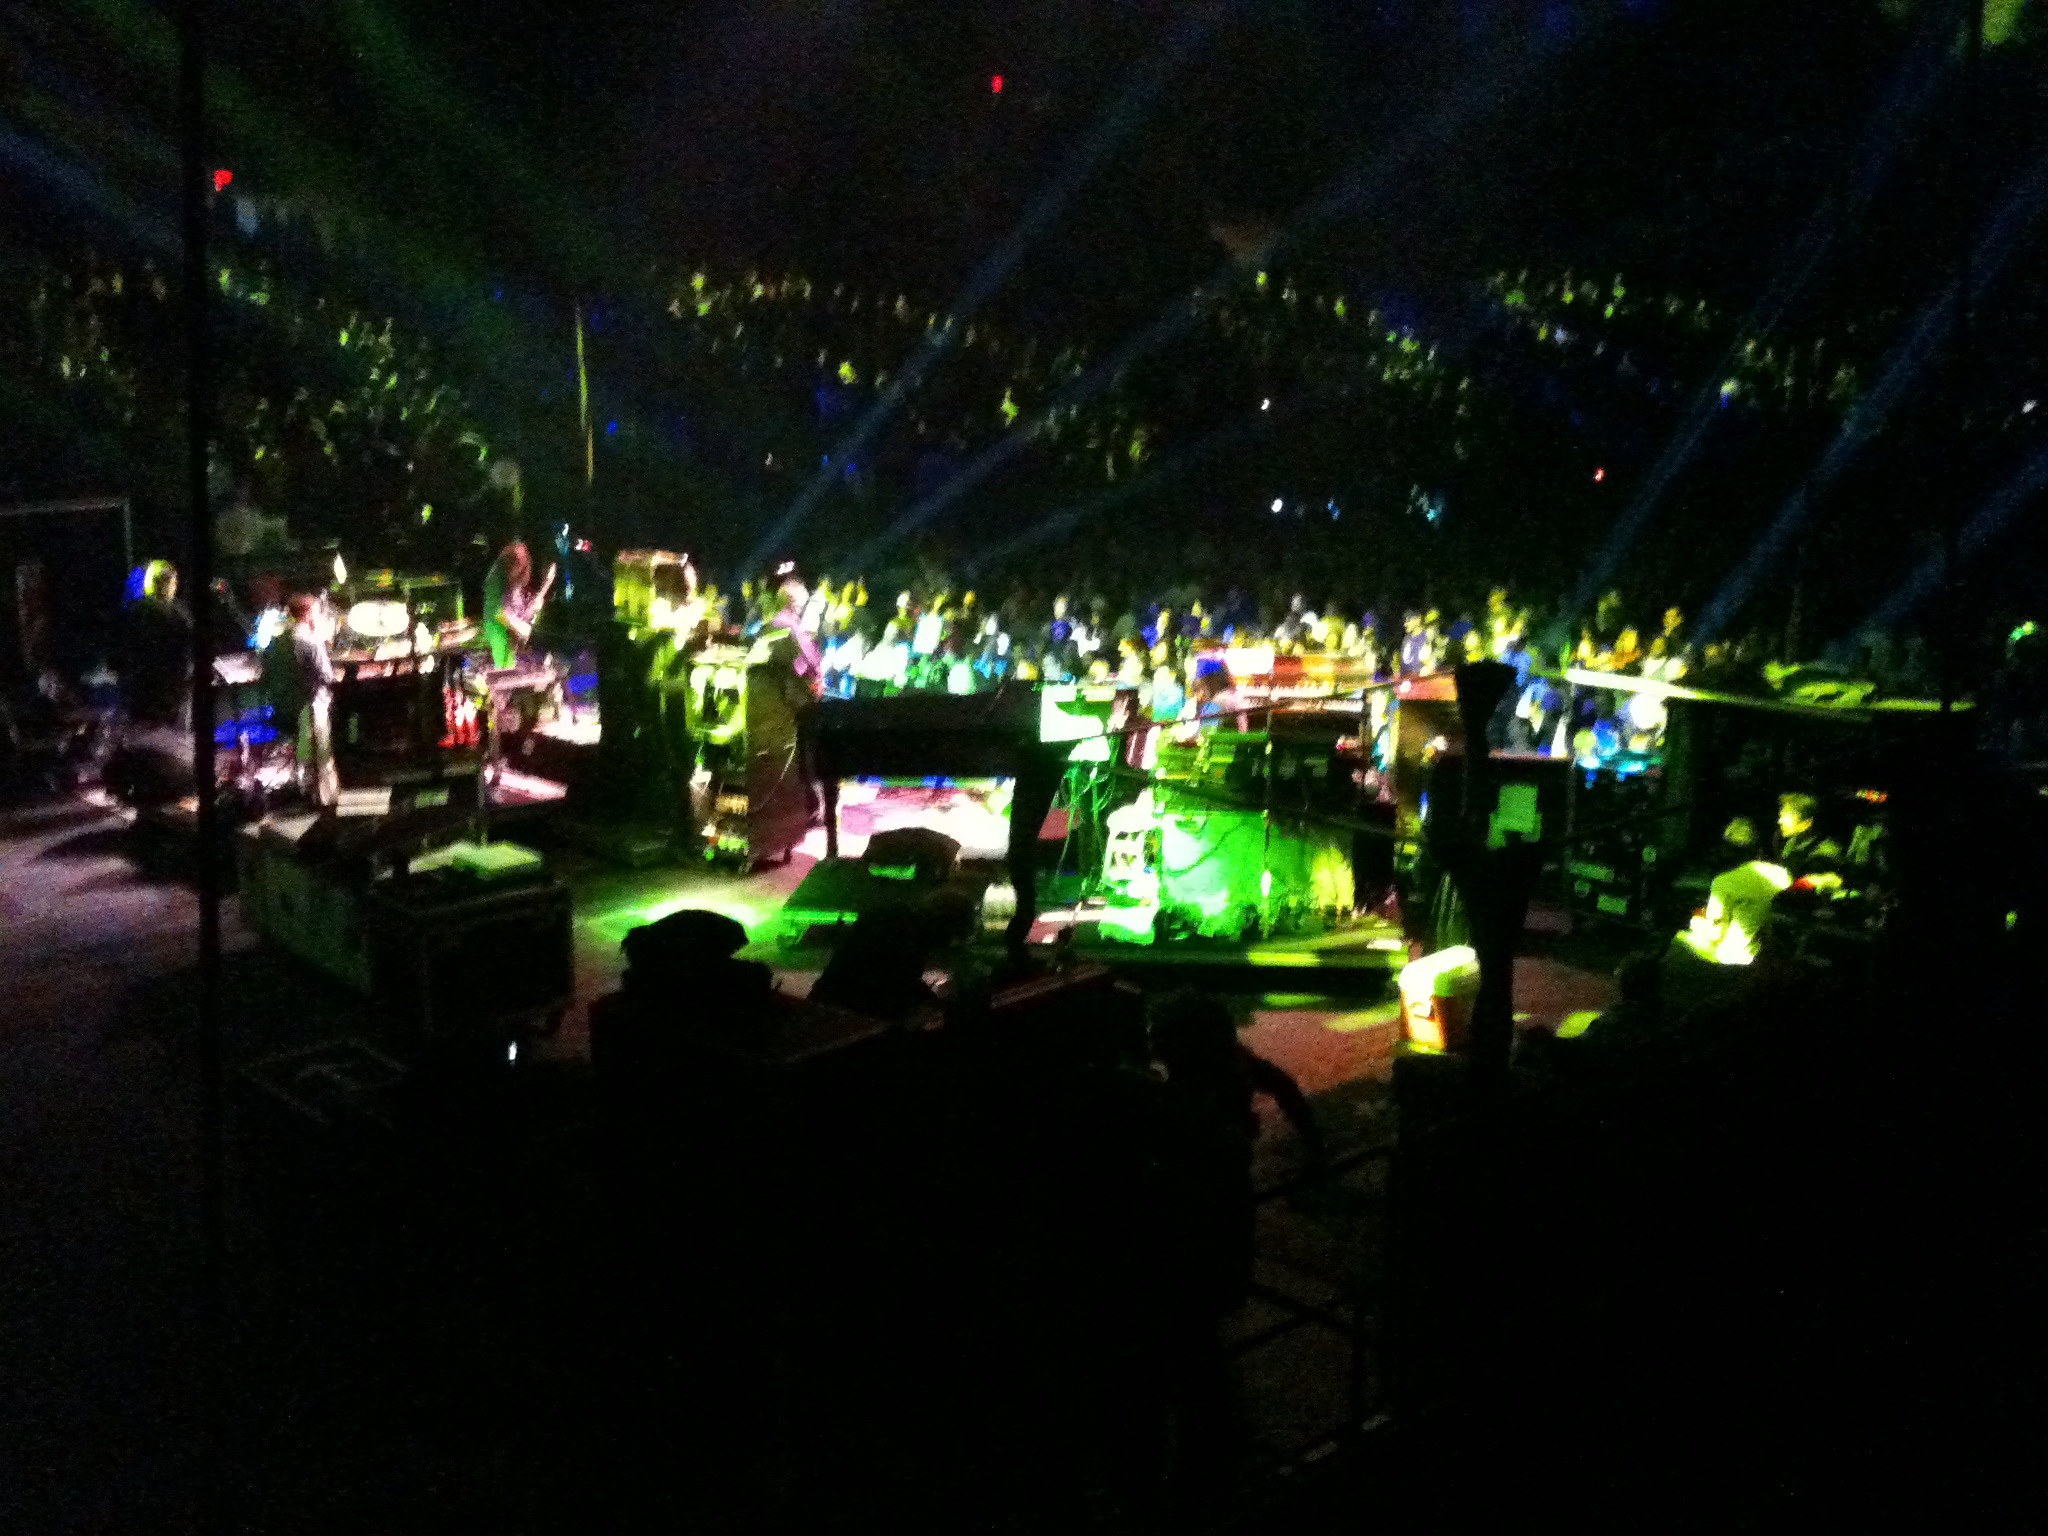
262, 593, 339, 807
482, 540, 557, 670
764, 567, 824, 696
120, 559, 195, 727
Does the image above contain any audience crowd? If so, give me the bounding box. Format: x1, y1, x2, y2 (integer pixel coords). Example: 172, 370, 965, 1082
675, 564, 1823, 765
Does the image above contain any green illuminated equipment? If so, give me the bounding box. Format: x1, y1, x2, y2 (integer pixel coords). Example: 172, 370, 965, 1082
654, 643, 808, 868
1099, 783, 1355, 940
1097, 900, 1160, 945
1157, 800, 1268, 936
1100, 791, 1161, 902
1039, 681, 1138, 758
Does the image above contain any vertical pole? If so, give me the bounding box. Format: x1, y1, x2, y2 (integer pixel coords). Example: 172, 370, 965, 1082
1561, 681, 1579, 840
177, 0, 224, 1528
1942, 0, 1983, 717
1785, 549, 1804, 664
575, 302, 594, 487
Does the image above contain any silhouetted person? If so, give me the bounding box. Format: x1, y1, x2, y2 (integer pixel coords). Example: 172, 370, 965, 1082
591, 908, 769, 1085
808, 904, 946, 1022
1244, 1050, 1327, 1165
1777, 792, 1841, 880
1533, 947, 1668, 1065
1145, 989, 1270, 1496
1149, 991, 1257, 1315
262, 594, 338, 807
1599, 947, 1665, 1033
119, 560, 193, 727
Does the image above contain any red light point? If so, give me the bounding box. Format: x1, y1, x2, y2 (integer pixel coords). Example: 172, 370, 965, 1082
990, 74, 1004, 94
1593, 467, 1606, 482
212, 168, 234, 192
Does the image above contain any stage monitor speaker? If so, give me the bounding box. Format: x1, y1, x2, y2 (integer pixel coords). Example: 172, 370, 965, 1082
105, 727, 195, 806
862, 826, 962, 882
779, 856, 926, 943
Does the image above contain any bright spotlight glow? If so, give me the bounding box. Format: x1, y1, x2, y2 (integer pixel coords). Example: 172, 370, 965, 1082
1270, 497, 1284, 513
1260, 398, 1271, 411
1593, 467, 1606, 482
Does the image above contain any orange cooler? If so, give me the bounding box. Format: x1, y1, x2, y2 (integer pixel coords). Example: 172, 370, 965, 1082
1398, 945, 1480, 1052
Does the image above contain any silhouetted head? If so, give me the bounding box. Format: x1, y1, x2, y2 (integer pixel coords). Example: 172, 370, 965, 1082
1615, 949, 1663, 1006
1149, 988, 1241, 1081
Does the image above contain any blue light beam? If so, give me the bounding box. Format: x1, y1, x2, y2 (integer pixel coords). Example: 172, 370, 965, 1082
845, 14, 1588, 571
1694, 148, 2048, 649
744, 2, 1233, 571
960, 410, 1278, 578
0, 122, 177, 253
1849, 436, 2048, 643
1561, 0, 1958, 627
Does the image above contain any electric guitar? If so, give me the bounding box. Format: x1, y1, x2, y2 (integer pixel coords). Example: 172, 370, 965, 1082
505, 563, 558, 642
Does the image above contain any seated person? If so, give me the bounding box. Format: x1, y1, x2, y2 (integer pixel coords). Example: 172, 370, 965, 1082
1844, 817, 1890, 890
1178, 654, 1249, 733
1684, 817, 1791, 966
1570, 704, 1624, 768
1148, 664, 1186, 723
852, 618, 911, 695
1776, 792, 1843, 882
1535, 947, 1667, 1062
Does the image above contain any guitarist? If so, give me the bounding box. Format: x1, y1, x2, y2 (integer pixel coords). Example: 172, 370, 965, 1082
482, 540, 557, 670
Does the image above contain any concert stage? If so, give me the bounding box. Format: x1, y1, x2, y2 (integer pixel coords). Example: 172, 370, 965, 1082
758, 907, 1411, 995
565, 782, 1617, 1055
748, 774, 1406, 989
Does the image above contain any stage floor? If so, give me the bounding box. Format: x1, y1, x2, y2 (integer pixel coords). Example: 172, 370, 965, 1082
567, 836, 1618, 1106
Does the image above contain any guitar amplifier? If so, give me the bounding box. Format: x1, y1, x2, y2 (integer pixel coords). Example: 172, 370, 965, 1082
690, 652, 810, 867
333, 650, 449, 779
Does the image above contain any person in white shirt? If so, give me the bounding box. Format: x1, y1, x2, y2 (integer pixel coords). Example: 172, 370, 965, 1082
766, 574, 823, 694
854, 619, 912, 695
1683, 819, 1790, 965
1627, 635, 1688, 747
821, 625, 865, 698
911, 599, 947, 659
801, 577, 833, 637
